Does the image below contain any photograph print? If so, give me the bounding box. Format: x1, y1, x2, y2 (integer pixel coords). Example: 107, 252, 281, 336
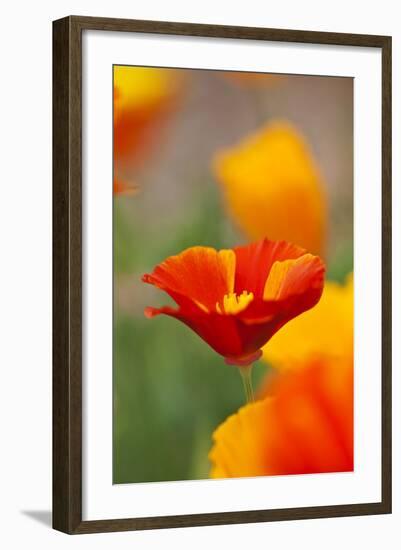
113, 65, 354, 485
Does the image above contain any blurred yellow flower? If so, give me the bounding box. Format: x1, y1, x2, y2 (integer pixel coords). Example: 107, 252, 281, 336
114, 66, 178, 118
262, 274, 353, 371
113, 66, 180, 193
209, 355, 353, 478
213, 122, 327, 256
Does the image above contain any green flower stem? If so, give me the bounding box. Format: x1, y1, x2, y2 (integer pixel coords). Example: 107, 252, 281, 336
239, 365, 254, 404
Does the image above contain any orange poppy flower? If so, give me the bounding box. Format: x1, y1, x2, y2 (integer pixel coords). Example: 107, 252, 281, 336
213, 122, 327, 257
142, 239, 325, 366
114, 66, 179, 163
113, 66, 180, 195
209, 355, 353, 478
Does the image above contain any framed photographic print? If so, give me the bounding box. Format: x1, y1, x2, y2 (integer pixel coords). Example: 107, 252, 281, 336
53, 16, 392, 534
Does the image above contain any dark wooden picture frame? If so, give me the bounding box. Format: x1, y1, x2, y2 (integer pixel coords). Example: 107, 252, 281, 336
53, 15, 392, 534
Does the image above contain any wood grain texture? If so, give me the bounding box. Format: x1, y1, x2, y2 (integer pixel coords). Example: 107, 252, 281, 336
381, 35, 392, 514
52, 16, 82, 534
68, 15, 389, 47
52, 15, 392, 534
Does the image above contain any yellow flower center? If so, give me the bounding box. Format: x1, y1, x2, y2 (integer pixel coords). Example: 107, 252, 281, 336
216, 291, 254, 315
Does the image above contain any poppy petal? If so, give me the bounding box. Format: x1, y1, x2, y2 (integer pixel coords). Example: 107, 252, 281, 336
145, 303, 247, 359
233, 239, 305, 298
263, 253, 325, 301
143, 240, 325, 364
142, 246, 236, 311
210, 357, 353, 478
237, 252, 325, 329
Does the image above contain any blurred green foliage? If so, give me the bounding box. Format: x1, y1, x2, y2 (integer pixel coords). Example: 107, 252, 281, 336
326, 240, 353, 283
114, 314, 267, 483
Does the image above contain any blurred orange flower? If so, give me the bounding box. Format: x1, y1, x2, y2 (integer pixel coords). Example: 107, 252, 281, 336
263, 274, 353, 371
213, 122, 327, 257
142, 238, 325, 366
113, 178, 138, 196
113, 66, 180, 194
209, 355, 353, 478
